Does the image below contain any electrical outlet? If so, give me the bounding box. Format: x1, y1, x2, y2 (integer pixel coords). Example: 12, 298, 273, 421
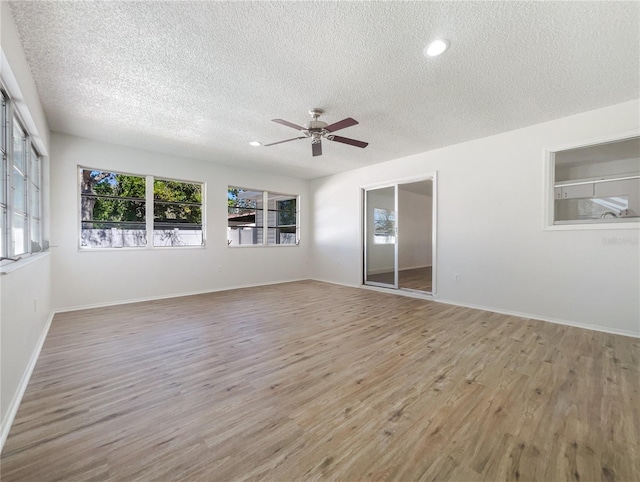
453, 273, 460, 282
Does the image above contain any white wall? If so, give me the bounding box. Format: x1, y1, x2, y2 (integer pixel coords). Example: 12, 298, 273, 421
1, 2, 52, 446
50, 133, 310, 310
311, 100, 640, 336
398, 186, 432, 270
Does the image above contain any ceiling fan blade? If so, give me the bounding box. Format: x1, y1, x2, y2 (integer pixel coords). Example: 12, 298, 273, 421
324, 117, 358, 132
264, 136, 306, 147
272, 119, 305, 130
312, 141, 322, 157
327, 135, 368, 148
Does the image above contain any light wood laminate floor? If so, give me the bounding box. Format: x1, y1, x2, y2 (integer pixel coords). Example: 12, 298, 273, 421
2, 281, 638, 481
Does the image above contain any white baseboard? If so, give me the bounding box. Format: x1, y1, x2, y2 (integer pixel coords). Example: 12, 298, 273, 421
1, 311, 55, 453
366, 267, 394, 275
361, 283, 434, 300
309, 277, 360, 289
312, 279, 639, 339
433, 298, 640, 339
54, 277, 310, 313
398, 264, 432, 271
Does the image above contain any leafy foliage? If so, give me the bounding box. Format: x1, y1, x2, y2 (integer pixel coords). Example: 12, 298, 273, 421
89, 172, 145, 225
277, 199, 296, 225
154, 179, 202, 225
82, 171, 203, 227
228, 188, 258, 217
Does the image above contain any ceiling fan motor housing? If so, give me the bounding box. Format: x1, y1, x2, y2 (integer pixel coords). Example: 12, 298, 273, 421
304, 110, 328, 140
304, 120, 328, 141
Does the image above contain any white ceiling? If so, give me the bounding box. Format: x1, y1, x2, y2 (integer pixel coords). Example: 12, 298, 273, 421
8, 1, 640, 180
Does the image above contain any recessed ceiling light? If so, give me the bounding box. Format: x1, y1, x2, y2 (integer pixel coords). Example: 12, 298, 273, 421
249, 141, 261, 146
424, 39, 449, 57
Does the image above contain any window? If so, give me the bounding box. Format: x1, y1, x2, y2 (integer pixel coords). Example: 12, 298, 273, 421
549, 135, 640, 227
227, 187, 298, 246
79, 168, 204, 248
268, 192, 297, 245
1, 86, 43, 261
1, 90, 7, 258
227, 188, 262, 245
153, 178, 203, 246
80, 170, 146, 248
373, 207, 396, 244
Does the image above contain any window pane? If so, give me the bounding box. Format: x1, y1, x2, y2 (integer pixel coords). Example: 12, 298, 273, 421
154, 227, 203, 247
80, 169, 146, 248
12, 120, 25, 172
0, 153, 4, 206
12, 212, 27, 255
277, 200, 297, 225
154, 203, 202, 225
553, 137, 640, 225
80, 223, 146, 248
227, 226, 263, 246
267, 192, 297, 245
268, 227, 297, 245
30, 180, 41, 252
153, 179, 203, 246
81, 198, 145, 223
228, 188, 261, 209
30, 148, 40, 187
0, 94, 5, 205
1, 92, 6, 156
0, 207, 5, 257
13, 167, 26, 212
154, 179, 201, 203
30, 217, 41, 252
228, 187, 263, 246
29, 183, 40, 220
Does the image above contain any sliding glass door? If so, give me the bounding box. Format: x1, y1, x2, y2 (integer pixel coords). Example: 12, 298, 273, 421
364, 186, 398, 288
363, 177, 436, 295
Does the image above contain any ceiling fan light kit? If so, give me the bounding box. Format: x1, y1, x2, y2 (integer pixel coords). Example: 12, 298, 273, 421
265, 108, 368, 157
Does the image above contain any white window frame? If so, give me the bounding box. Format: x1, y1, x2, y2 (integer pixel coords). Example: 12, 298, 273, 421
79, 167, 205, 250
0, 88, 8, 259
0, 84, 43, 263
544, 130, 640, 231
227, 186, 299, 247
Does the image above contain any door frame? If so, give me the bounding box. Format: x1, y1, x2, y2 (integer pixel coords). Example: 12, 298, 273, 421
361, 172, 438, 296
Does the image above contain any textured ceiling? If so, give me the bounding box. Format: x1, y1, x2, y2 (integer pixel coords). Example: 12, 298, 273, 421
8, 1, 640, 180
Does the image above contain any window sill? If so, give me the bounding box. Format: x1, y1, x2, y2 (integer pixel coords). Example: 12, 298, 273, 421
544, 220, 640, 231
1, 251, 50, 275
78, 245, 206, 252
228, 244, 300, 248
